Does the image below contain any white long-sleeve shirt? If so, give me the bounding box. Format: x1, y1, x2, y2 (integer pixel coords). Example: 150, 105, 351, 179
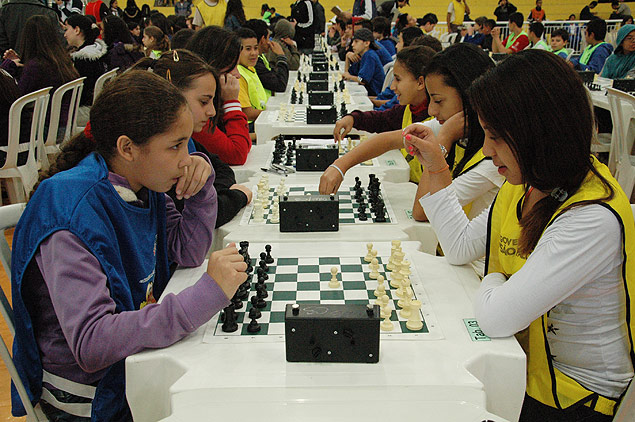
420, 187, 634, 398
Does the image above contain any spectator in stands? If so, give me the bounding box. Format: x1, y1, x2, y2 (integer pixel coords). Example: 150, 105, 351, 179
492, 12, 529, 53
260, 3, 272, 24
313, 0, 326, 36
224, 0, 246, 30
570, 19, 614, 73
580, 1, 598, 21
243, 19, 289, 95
85, 0, 110, 29
128, 21, 142, 44
447, 0, 470, 33
193, 0, 227, 28
123, 0, 143, 25
110, 0, 123, 17
601, 24, 635, 79
529, 22, 548, 49
377, 0, 409, 22
528, 0, 546, 22
103, 15, 144, 72
342, 28, 385, 96
353, 0, 378, 20
549, 28, 570, 59
372, 16, 396, 56
269, 19, 301, 71
494, 0, 517, 22
185, 26, 251, 165
291, 0, 315, 53
55, 0, 83, 23
463, 16, 488, 48
175, 0, 192, 17
142, 25, 170, 58
610, 0, 632, 20
420, 13, 440, 39
0, 0, 60, 58
148, 12, 173, 37
394, 13, 417, 36
623, 15, 634, 25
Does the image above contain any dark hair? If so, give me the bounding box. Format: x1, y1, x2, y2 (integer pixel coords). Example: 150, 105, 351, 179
401, 26, 423, 47
143, 25, 170, 53
410, 35, 442, 52
468, 50, 613, 256
551, 28, 569, 42
474, 16, 488, 27
186, 26, 241, 72
236, 27, 257, 40
65, 14, 100, 45
243, 19, 269, 42
484, 19, 496, 29
611, 0, 619, 7
127, 21, 140, 31
355, 19, 373, 31
170, 28, 195, 49
421, 13, 438, 25
590, 1, 598, 6
104, 15, 135, 46
529, 22, 544, 38
586, 18, 607, 40
395, 46, 437, 79
21, 15, 79, 84
34, 71, 187, 194
131, 49, 221, 131
167, 15, 187, 33
508, 12, 524, 27
261, 3, 269, 13
623, 15, 634, 25
149, 12, 172, 36
395, 13, 410, 33
372, 16, 391, 37
225, 0, 247, 26
424, 43, 494, 178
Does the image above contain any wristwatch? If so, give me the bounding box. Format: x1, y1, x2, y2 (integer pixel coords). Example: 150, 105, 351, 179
439, 144, 448, 158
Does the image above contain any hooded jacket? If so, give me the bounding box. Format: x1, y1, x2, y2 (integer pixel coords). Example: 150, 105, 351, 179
71, 39, 108, 105
601, 24, 635, 79
267, 19, 301, 70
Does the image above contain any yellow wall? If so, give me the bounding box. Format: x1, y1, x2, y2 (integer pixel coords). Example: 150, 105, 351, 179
146, 0, 624, 23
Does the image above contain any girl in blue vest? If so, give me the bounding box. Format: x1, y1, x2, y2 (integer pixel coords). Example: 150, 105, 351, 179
10, 70, 248, 421
406, 49, 634, 422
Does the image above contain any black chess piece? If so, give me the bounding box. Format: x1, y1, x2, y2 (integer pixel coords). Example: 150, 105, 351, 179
236, 284, 249, 300
259, 257, 269, 272
247, 317, 261, 333
232, 295, 243, 310
249, 300, 262, 320
256, 283, 268, 299
358, 210, 368, 221
291, 90, 297, 104
299, 92, 303, 104
255, 288, 267, 308
221, 304, 238, 332
264, 244, 274, 264
256, 267, 269, 281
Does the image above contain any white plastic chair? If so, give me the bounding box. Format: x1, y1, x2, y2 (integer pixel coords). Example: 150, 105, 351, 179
0, 202, 48, 421
606, 87, 635, 200
614, 378, 635, 421
42, 77, 85, 169
92, 67, 118, 104
0, 87, 51, 204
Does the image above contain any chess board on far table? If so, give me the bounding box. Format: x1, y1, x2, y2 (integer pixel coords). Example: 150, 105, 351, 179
265, 137, 378, 169
203, 252, 440, 344
239, 183, 398, 226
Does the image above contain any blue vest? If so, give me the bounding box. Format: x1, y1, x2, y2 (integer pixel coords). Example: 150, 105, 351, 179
11, 153, 170, 421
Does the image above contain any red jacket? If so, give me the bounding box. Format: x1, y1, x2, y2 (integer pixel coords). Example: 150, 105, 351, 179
192, 100, 251, 165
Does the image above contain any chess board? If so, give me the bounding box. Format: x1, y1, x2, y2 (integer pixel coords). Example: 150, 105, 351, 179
275, 108, 347, 123
202, 253, 441, 344
239, 184, 398, 226
265, 141, 378, 169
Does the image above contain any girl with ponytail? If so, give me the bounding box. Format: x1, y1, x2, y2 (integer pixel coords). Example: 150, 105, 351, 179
11, 70, 248, 421
141, 25, 170, 58
405, 50, 634, 421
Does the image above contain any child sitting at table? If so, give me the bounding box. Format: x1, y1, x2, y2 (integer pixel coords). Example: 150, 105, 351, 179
405, 49, 634, 422
342, 28, 386, 97
601, 24, 635, 79
236, 27, 268, 140
570, 19, 614, 74
549, 28, 570, 59
10, 71, 248, 421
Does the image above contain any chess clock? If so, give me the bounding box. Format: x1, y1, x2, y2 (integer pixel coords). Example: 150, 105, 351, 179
279, 194, 339, 232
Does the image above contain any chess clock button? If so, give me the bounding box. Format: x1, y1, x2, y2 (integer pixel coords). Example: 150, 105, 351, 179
292, 303, 300, 315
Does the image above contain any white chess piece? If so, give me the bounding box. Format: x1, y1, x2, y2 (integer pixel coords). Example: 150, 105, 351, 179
380, 294, 391, 319
380, 315, 394, 331
406, 300, 423, 331
373, 275, 385, 297
329, 267, 340, 288
398, 287, 413, 318
364, 243, 373, 262
369, 258, 380, 279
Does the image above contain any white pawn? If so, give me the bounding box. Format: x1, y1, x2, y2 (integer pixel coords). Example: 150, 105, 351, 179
329, 267, 340, 288
380, 315, 394, 331
380, 295, 391, 319
270, 207, 279, 224
253, 205, 264, 223
369, 258, 380, 279
406, 300, 424, 331
373, 274, 386, 297
364, 243, 374, 262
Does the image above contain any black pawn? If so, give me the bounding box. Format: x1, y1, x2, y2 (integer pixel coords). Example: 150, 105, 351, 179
247, 317, 261, 333
231, 295, 243, 310
221, 304, 238, 332
259, 257, 269, 273
264, 244, 274, 264
256, 283, 268, 299
249, 297, 262, 319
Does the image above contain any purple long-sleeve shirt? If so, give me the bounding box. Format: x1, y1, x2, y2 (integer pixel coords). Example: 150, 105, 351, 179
23, 156, 229, 385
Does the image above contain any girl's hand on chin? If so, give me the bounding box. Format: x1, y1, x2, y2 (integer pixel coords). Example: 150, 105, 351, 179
175, 155, 212, 200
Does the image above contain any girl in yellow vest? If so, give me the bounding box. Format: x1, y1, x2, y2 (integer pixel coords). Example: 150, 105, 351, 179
405, 49, 634, 421
236, 28, 268, 140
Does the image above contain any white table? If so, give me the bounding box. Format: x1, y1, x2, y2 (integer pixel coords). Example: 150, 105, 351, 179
211, 177, 438, 255
126, 241, 525, 422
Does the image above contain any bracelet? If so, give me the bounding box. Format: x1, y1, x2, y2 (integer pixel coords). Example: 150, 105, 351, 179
428, 163, 450, 175
439, 144, 448, 158
329, 164, 345, 179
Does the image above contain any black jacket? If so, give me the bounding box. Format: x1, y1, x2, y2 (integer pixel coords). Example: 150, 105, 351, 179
255, 54, 289, 93
0, 0, 61, 56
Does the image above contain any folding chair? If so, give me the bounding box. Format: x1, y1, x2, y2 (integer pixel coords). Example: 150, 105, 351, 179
606, 87, 635, 199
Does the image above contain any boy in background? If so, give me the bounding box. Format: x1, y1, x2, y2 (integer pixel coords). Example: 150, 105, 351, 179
549, 28, 569, 59
492, 12, 529, 53
342, 28, 385, 96
528, 22, 548, 49
236, 28, 267, 139
372, 16, 396, 56
570, 18, 614, 73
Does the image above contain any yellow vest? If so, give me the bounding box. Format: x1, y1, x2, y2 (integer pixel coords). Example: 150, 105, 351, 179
451, 0, 465, 25
259, 54, 272, 98
401, 105, 426, 183
237, 65, 267, 122
195, 0, 226, 27
485, 157, 635, 416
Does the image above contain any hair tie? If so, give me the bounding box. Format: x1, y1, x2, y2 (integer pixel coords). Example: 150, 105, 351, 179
91, 23, 98, 30
550, 187, 568, 202
172, 50, 179, 62
83, 121, 96, 144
